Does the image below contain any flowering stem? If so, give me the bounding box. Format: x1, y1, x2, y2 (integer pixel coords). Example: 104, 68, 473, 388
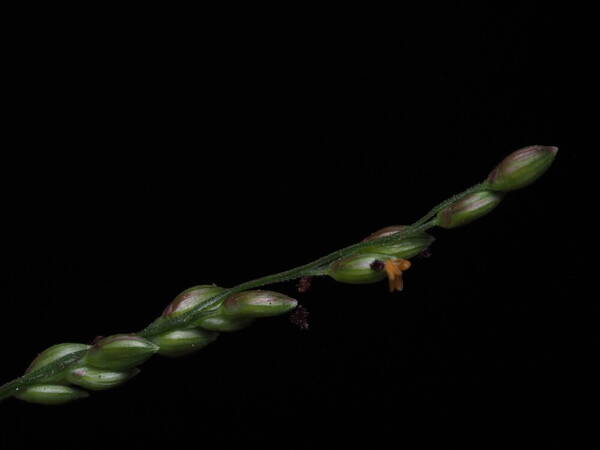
0, 181, 489, 402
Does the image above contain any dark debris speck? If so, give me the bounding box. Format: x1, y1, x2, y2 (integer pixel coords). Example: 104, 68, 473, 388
289, 305, 310, 330
297, 276, 313, 293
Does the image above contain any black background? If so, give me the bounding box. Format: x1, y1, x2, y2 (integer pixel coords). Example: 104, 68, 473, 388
1, 4, 581, 450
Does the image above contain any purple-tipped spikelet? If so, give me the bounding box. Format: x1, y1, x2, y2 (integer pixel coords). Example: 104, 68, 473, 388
222, 290, 298, 318
86, 334, 159, 371
487, 145, 558, 191
437, 191, 504, 229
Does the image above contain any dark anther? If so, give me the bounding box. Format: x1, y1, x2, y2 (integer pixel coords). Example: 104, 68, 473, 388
297, 276, 313, 293
289, 305, 310, 330
370, 260, 385, 271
